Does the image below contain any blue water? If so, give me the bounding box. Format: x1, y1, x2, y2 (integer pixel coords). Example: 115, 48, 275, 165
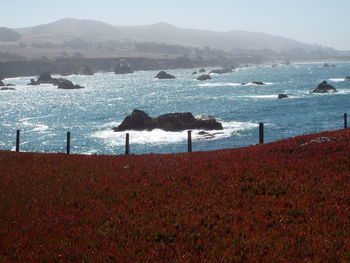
1, 62, 350, 155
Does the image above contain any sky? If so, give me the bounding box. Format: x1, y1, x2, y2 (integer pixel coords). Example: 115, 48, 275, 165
1, 0, 349, 50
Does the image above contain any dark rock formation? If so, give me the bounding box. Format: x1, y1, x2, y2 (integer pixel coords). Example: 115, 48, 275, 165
323, 63, 336, 68
37, 71, 53, 83
28, 72, 84, 89
114, 62, 133, 74
0, 80, 4, 86
57, 79, 75, 89
155, 71, 176, 79
192, 71, 198, 75
278, 94, 289, 99
311, 81, 337, 93
0, 87, 15, 91
82, 65, 94, 75
345, 76, 350, 81
209, 68, 232, 74
28, 79, 40, 85
252, 81, 266, 85
199, 68, 206, 73
113, 109, 223, 132
197, 74, 211, 81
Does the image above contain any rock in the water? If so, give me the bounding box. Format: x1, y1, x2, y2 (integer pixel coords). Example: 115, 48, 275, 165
199, 68, 206, 73
57, 79, 84, 89
155, 71, 176, 79
37, 71, 54, 83
192, 71, 198, 75
278, 94, 289, 99
28, 79, 38, 85
311, 81, 337, 93
114, 62, 133, 74
345, 76, 350, 81
27, 72, 84, 89
197, 74, 211, 81
74, 84, 85, 89
0, 80, 4, 86
209, 68, 232, 74
57, 79, 75, 89
83, 65, 94, 75
323, 63, 336, 68
113, 109, 223, 132
252, 81, 266, 85
1, 87, 15, 91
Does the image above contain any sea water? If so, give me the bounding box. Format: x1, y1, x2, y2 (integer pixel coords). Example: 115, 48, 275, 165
1, 62, 349, 155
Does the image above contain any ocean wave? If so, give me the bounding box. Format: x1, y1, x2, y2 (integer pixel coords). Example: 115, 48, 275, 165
92, 120, 257, 146
19, 120, 49, 133
329, 78, 347, 82
197, 82, 274, 87
198, 82, 242, 87
243, 82, 274, 86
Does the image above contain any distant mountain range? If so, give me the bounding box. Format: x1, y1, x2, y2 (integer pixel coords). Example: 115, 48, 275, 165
13, 18, 339, 53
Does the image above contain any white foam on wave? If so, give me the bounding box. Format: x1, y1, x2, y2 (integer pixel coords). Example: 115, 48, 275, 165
244, 82, 274, 86
3, 76, 34, 81
197, 82, 274, 87
335, 89, 350, 95
19, 120, 49, 133
236, 94, 280, 99
92, 120, 257, 146
329, 78, 347, 82
198, 82, 242, 87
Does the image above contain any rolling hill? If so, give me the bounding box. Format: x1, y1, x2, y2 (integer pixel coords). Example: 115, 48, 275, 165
14, 18, 329, 52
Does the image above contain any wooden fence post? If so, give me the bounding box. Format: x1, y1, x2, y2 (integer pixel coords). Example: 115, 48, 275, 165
188, 130, 192, 153
259, 123, 264, 144
125, 133, 130, 155
16, 130, 20, 152
344, 113, 347, 129
66, 131, 71, 154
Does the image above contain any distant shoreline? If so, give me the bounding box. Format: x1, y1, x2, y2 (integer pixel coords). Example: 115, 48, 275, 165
1, 56, 349, 80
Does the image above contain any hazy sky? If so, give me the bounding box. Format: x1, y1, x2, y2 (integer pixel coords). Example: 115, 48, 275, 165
1, 0, 349, 50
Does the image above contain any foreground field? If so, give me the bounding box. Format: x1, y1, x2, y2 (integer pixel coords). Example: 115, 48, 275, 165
1, 130, 350, 262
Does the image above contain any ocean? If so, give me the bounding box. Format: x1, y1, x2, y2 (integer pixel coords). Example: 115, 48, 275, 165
1, 62, 350, 155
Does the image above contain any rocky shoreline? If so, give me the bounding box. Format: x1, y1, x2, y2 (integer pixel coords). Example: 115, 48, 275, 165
0, 56, 233, 79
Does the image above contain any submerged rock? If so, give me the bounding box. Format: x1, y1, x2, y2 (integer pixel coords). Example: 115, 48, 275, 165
252, 81, 266, 85
0, 87, 15, 91
197, 74, 211, 81
113, 109, 223, 132
192, 71, 198, 75
311, 81, 337, 93
345, 76, 350, 81
155, 71, 176, 79
278, 94, 289, 99
199, 68, 206, 73
209, 68, 232, 74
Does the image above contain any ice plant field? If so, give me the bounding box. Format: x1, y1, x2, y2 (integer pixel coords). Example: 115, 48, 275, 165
0, 129, 350, 262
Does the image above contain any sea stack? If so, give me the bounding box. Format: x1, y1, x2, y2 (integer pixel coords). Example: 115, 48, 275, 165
311, 81, 337, 93
113, 109, 223, 132
155, 71, 176, 79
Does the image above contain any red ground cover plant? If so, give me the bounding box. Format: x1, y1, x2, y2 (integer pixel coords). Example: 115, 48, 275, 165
0, 129, 350, 262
